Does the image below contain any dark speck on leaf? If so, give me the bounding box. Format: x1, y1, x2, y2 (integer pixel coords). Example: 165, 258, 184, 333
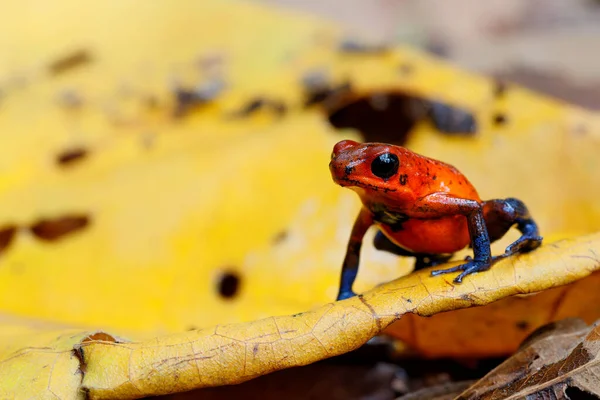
427, 101, 477, 135
48, 49, 92, 76
217, 270, 242, 299
338, 37, 389, 54
0, 225, 18, 254
231, 97, 287, 118
492, 113, 508, 126
173, 79, 226, 117
56, 147, 88, 167
30, 214, 90, 241
272, 230, 289, 245
302, 69, 352, 108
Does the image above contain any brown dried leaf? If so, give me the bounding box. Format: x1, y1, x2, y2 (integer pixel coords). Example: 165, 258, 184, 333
458, 318, 600, 399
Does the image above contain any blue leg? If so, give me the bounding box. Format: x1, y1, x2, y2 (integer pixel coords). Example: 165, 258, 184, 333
483, 198, 543, 256
431, 209, 494, 283
337, 209, 373, 301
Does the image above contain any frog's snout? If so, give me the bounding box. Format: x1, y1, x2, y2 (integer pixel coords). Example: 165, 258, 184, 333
332, 140, 359, 158
329, 140, 360, 185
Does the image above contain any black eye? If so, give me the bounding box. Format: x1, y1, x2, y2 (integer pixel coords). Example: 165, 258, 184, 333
371, 153, 399, 180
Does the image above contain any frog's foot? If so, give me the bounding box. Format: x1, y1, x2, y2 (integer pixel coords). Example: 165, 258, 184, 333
505, 234, 543, 256
336, 290, 357, 301
430, 256, 503, 283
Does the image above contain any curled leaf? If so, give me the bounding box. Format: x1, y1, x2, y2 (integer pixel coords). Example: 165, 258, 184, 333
79, 232, 599, 398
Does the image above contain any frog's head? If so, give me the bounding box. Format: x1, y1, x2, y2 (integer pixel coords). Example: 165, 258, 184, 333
329, 140, 403, 196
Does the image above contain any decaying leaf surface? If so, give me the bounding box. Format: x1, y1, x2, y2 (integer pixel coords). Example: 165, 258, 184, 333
457, 318, 600, 399
0, 314, 113, 399
77, 232, 598, 398
1, 233, 598, 398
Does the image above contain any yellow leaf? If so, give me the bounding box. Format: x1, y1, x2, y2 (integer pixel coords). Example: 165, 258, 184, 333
0, 314, 110, 399
79, 233, 600, 398
2, 1, 600, 397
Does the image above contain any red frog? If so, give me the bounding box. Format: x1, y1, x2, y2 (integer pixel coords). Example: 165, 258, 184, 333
329, 140, 542, 300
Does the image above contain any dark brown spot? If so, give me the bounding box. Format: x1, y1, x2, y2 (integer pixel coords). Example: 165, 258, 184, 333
432, 175, 437, 181
271, 101, 287, 117
516, 320, 530, 331
56, 147, 88, 167
399, 174, 408, 185
30, 215, 90, 241
238, 98, 264, 115
231, 98, 287, 118
173, 79, 225, 117
272, 230, 289, 245
328, 93, 426, 145
253, 344, 260, 355
492, 113, 508, 126
48, 50, 92, 76
427, 101, 477, 135
302, 74, 352, 108
344, 165, 354, 176
0, 225, 17, 254
338, 38, 389, 54
82, 332, 116, 343
217, 270, 241, 299
73, 346, 86, 374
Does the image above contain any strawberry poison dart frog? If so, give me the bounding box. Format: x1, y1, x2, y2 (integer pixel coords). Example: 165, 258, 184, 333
330, 140, 542, 300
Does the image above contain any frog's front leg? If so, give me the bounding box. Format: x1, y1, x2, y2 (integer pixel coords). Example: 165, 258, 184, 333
411, 193, 496, 283
430, 206, 496, 283
337, 208, 374, 300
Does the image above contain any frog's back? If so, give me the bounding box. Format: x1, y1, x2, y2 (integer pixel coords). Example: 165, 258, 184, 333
397, 147, 481, 202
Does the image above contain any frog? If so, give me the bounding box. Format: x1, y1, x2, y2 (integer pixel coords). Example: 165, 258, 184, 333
329, 140, 543, 300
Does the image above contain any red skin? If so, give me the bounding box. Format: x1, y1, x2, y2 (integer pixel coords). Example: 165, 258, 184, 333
330, 140, 542, 298
330, 140, 481, 255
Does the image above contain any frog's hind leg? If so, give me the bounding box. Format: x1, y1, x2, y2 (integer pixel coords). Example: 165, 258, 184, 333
373, 230, 453, 270
483, 198, 543, 256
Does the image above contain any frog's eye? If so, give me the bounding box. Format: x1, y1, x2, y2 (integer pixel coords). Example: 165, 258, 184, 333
371, 153, 399, 180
